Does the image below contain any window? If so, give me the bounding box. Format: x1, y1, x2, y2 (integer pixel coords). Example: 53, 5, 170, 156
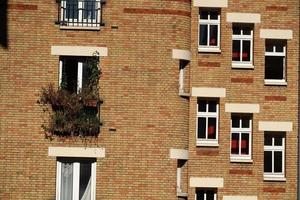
196, 188, 217, 200
264, 40, 287, 85
230, 115, 252, 162
56, 158, 96, 200
59, 57, 96, 93
264, 132, 285, 180
198, 10, 220, 52
232, 25, 253, 68
60, 0, 101, 28
196, 98, 219, 146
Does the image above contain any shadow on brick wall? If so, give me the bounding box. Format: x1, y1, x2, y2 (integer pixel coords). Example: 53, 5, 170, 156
0, 0, 8, 48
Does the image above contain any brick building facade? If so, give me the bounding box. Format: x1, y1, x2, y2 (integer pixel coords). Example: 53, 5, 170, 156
0, 0, 299, 200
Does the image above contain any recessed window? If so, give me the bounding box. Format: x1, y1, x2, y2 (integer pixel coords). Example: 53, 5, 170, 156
56, 158, 96, 200
196, 188, 217, 200
198, 10, 220, 52
230, 114, 252, 162
264, 40, 287, 85
264, 132, 285, 181
196, 98, 219, 146
232, 24, 253, 68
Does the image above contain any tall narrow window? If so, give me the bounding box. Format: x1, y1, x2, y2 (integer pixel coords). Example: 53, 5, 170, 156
230, 114, 252, 162
196, 98, 219, 146
232, 25, 253, 68
196, 188, 217, 200
56, 158, 96, 200
264, 40, 287, 85
264, 133, 285, 181
198, 10, 220, 52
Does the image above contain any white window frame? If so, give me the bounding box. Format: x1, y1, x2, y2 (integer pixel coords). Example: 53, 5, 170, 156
230, 115, 252, 162
56, 159, 97, 200
232, 25, 254, 68
195, 188, 217, 200
61, 0, 101, 27
264, 42, 287, 85
198, 10, 221, 52
196, 99, 219, 146
264, 134, 285, 181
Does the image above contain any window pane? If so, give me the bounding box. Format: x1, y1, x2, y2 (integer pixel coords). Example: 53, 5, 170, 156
200, 25, 208, 45
242, 40, 251, 61
274, 135, 283, 146
231, 133, 239, 154
241, 116, 250, 128
265, 56, 284, 80
198, 118, 206, 139
266, 43, 273, 52
231, 116, 240, 128
79, 163, 92, 199
274, 151, 283, 173
196, 189, 205, 200
276, 43, 284, 52
83, 0, 96, 20
198, 99, 206, 112
208, 101, 217, 112
241, 133, 249, 155
61, 162, 73, 200
264, 134, 272, 146
200, 11, 209, 19
232, 40, 241, 61
206, 190, 215, 200
208, 118, 216, 139
243, 27, 251, 35
62, 57, 79, 93
233, 26, 241, 35
66, 0, 79, 19
210, 11, 219, 19
209, 25, 218, 46
264, 151, 272, 172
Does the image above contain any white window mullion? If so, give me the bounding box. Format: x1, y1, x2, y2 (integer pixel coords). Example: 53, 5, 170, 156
77, 62, 83, 93
205, 116, 208, 139
91, 162, 96, 200
78, 1, 83, 23
56, 161, 62, 200
73, 162, 80, 200
240, 39, 243, 62
207, 24, 210, 47
59, 60, 63, 87
238, 132, 242, 155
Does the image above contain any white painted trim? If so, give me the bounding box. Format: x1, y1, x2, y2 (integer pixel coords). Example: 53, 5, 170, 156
260, 29, 293, 39
170, 149, 189, 160
190, 177, 224, 188
227, 13, 261, 23
172, 49, 191, 61
223, 196, 257, 200
191, 87, 226, 97
259, 121, 293, 132
193, 0, 228, 7
225, 103, 260, 113
51, 46, 108, 57
49, 147, 105, 158
56, 161, 61, 200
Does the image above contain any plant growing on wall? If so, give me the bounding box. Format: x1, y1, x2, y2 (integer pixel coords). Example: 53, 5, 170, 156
38, 56, 102, 138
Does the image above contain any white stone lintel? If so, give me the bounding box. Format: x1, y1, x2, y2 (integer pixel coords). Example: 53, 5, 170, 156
172, 49, 191, 61
260, 29, 293, 39
193, 0, 228, 8
48, 147, 106, 158
225, 103, 260, 113
170, 149, 189, 160
51, 46, 108, 57
192, 87, 226, 98
227, 13, 261, 23
259, 121, 293, 132
190, 177, 224, 188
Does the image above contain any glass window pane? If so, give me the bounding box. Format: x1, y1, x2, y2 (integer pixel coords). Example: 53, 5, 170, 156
200, 11, 209, 19
208, 118, 216, 139
233, 26, 241, 35
231, 133, 240, 154
84, 0, 96, 20
200, 25, 208, 46
242, 40, 251, 61
264, 151, 272, 172
274, 151, 283, 173
209, 25, 218, 46
274, 135, 283, 146
196, 189, 205, 200
62, 57, 79, 93
241, 116, 250, 128
264, 134, 272, 146
232, 40, 241, 61
276, 43, 284, 52
231, 116, 240, 128
208, 101, 217, 112
243, 27, 251, 35
79, 163, 92, 199
266, 43, 273, 52
265, 56, 284, 80
198, 118, 206, 139
206, 190, 215, 200
61, 162, 73, 200
241, 133, 249, 155
66, 0, 79, 19
210, 11, 218, 20
198, 99, 206, 112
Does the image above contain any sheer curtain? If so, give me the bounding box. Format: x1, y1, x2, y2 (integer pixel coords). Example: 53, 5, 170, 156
61, 162, 73, 200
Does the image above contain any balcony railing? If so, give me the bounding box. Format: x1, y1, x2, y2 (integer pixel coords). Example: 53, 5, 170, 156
58, 0, 103, 28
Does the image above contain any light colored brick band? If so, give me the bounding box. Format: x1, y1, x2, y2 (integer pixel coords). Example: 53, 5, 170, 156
260, 29, 293, 39
51, 46, 108, 57
258, 121, 293, 132
193, 0, 228, 7
192, 87, 226, 97
226, 13, 261, 23
172, 49, 191, 61
48, 147, 106, 158
223, 196, 257, 200
225, 103, 260, 113
170, 149, 188, 160
190, 177, 224, 188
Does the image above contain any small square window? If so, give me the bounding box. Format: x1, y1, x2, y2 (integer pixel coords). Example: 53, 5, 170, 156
196, 188, 217, 200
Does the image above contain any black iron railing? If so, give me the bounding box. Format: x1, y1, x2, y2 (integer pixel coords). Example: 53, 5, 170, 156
58, 0, 103, 28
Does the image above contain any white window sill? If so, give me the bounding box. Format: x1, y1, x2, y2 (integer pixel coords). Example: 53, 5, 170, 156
230, 157, 253, 163
231, 64, 254, 69
60, 26, 100, 31
264, 176, 286, 182
198, 47, 221, 53
196, 141, 219, 147
264, 80, 287, 86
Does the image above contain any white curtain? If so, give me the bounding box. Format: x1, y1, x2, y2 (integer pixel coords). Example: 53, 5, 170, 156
80, 177, 91, 200
61, 163, 73, 200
